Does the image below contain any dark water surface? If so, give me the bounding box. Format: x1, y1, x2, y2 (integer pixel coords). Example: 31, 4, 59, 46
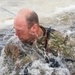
0, 26, 14, 55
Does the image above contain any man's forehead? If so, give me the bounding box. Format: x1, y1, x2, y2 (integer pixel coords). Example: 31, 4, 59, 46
14, 15, 27, 26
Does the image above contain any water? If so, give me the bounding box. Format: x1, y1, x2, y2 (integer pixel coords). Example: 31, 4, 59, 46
0, 19, 14, 54
19, 53, 71, 75
0, 0, 75, 75
1, 0, 75, 20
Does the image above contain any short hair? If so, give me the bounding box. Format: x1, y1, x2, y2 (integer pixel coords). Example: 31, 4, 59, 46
26, 11, 39, 28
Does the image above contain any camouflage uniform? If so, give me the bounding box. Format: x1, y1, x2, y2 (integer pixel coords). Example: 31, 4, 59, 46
3, 26, 75, 75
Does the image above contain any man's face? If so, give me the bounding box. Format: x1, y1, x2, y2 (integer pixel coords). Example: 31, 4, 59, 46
14, 16, 35, 43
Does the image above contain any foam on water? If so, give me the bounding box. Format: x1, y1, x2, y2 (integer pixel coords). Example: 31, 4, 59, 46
40, 5, 75, 33
0, 19, 14, 29
19, 54, 71, 75
54, 5, 75, 15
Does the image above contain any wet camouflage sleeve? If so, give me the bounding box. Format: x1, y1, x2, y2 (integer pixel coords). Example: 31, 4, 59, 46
3, 36, 39, 74
37, 29, 75, 59
47, 30, 75, 58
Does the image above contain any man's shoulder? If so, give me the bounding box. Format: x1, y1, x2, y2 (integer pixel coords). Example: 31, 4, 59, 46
4, 35, 21, 50
45, 27, 66, 40
48, 28, 66, 39
4, 35, 21, 55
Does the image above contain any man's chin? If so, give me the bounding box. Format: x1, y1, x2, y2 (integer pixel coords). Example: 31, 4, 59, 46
19, 38, 34, 43
22, 39, 34, 44
18, 38, 24, 42
20, 39, 29, 43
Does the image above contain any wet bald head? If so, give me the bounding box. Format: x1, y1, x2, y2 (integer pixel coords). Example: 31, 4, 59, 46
14, 8, 43, 42
14, 8, 39, 28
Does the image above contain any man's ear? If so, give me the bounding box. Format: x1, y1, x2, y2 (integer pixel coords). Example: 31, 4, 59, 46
30, 24, 38, 33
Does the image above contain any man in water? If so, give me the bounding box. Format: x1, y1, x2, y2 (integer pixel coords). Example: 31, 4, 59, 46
2, 8, 75, 75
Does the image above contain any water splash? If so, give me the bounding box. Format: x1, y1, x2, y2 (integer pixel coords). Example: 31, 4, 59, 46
0, 5, 75, 75
19, 54, 71, 75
